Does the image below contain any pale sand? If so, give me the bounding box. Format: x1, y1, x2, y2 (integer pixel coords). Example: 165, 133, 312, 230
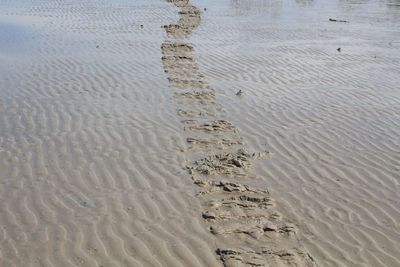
0, 0, 399, 266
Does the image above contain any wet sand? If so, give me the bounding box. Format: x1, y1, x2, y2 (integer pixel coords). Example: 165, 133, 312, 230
0, 0, 400, 266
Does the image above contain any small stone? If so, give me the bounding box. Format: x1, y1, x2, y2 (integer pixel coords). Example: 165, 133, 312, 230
202, 211, 216, 220
231, 159, 243, 167
263, 222, 278, 232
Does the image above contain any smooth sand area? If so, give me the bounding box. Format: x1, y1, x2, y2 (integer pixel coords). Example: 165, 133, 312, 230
0, 0, 399, 266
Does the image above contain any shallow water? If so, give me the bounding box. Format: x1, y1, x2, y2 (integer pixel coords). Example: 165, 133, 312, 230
0, 22, 33, 53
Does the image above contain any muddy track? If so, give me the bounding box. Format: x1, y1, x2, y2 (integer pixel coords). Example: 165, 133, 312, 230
161, 0, 316, 266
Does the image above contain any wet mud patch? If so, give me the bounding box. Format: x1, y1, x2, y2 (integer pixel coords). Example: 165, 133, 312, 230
188, 149, 268, 176
161, 0, 316, 266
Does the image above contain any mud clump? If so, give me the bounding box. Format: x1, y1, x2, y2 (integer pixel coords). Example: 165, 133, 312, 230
189, 148, 268, 176
186, 137, 243, 151
195, 179, 315, 266
161, 42, 193, 53
185, 120, 238, 134
217, 247, 316, 267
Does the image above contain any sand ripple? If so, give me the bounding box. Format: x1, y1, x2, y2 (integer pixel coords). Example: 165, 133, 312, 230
192, 0, 400, 266
0, 0, 219, 266
1, 0, 399, 266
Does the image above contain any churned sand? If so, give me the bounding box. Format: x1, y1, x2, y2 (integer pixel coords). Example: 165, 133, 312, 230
0, 0, 399, 266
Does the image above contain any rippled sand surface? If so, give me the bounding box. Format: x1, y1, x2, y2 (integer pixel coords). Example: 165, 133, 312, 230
0, 0, 399, 266
0, 1, 220, 266
193, 0, 400, 266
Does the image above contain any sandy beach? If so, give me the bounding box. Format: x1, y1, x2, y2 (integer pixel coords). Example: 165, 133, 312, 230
0, 0, 399, 266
